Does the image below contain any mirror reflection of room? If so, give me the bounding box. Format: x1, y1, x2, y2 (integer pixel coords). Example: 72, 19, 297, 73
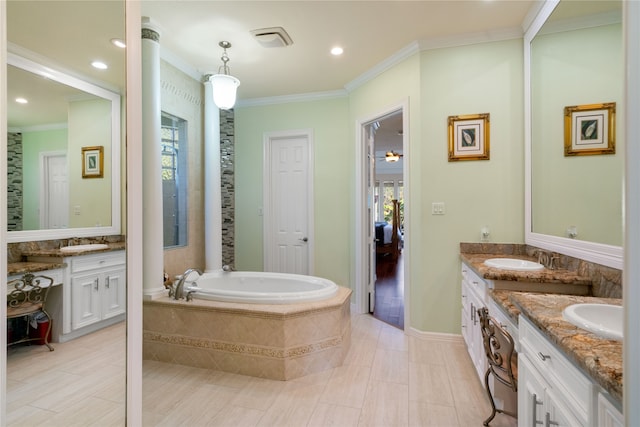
5, 1, 127, 425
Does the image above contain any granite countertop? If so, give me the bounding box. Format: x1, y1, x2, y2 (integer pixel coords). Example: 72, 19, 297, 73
460, 252, 592, 285
7, 261, 66, 276
488, 289, 520, 322
20, 241, 126, 258
509, 292, 622, 403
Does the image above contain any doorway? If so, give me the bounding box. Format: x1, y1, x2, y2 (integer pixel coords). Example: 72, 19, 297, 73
355, 101, 410, 330
263, 129, 315, 275
39, 152, 69, 229
371, 111, 405, 329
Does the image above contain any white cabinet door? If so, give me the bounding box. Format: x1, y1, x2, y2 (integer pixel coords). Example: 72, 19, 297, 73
102, 267, 126, 319
518, 356, 546, 427
71, 273, 101, 329
546, 386, 585, 427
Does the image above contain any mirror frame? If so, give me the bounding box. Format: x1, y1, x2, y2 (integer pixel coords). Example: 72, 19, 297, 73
524, 0, 623, 270
7, 51, 121, 243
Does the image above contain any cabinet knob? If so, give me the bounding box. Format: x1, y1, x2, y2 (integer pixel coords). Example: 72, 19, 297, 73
537, 352, 551, 362
105, 276, 110, 288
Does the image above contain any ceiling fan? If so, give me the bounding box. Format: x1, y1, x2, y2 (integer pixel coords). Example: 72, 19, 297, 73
377, 151, 404, 162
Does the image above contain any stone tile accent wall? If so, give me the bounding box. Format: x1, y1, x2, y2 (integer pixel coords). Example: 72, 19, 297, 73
220, 109, 235, 267
7, 132, 23, 231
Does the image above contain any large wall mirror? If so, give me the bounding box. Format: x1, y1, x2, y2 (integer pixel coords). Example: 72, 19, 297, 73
525, 0, 623, 269
4, 1, 126, 424
6, 1, 124, 243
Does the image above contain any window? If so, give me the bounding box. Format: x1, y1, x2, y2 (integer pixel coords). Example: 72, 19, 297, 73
375, 179, 404, 231
161, 112, 188, 248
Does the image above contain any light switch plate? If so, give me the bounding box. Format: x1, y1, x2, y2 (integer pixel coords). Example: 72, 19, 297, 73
432, 202, 445, 215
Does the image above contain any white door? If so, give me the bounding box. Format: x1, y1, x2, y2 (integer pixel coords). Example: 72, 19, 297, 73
264, 130, 313, 274
367, 125, 377, 312
40, 152, 69, 229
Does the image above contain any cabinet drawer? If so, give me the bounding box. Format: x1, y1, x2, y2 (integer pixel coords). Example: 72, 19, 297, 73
461, 263, 488, 300
519, 316, 592, 422
69, 251, 125, 274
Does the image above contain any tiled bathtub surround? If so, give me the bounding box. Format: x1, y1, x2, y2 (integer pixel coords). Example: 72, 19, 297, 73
143, 287, 352, 380
460, 242, 622, 298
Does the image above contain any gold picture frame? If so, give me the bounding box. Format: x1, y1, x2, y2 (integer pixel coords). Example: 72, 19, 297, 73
564, 102, 615, 156
448, 113, 490, 161
82, 146, 104, 178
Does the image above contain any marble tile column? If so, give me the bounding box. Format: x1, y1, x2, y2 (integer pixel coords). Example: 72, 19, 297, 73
203, 75, 223, 272
141, 18, 164, 298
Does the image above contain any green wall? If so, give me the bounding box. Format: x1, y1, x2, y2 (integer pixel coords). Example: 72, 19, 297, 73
68, 98, 112, 228
21, 128, 68, 229
235, 98, 351, 288
531, 24, 623, 246
234, 38, 525, 334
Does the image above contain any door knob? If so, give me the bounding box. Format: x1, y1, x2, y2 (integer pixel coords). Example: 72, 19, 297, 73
299, 237, 308, 242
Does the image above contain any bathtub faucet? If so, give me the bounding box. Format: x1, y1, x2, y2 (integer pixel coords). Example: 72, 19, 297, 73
171, 268, 203, 300
222, 264, 234, 272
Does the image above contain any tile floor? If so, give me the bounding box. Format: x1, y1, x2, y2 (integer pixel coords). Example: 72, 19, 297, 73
6, 314, 517, 426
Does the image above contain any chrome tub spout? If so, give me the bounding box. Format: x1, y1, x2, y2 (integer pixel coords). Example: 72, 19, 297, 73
171, 268, 203, 300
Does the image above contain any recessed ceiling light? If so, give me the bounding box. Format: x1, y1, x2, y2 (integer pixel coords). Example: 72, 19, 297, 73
111, 38, 126, 49
331, 46, 344, 56
91, 61, 108, 70
15, 97, 28, 104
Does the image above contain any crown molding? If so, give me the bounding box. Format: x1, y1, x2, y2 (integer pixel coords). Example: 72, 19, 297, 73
344, 41, 421, 92
163, 26, 524, 108
418, 26, 523, 51
537, 10, 622, 36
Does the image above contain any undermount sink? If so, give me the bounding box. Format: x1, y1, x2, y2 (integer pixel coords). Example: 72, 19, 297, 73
483, 258, 545, 271
59, 243, 110, 253
562, 303, 623, 341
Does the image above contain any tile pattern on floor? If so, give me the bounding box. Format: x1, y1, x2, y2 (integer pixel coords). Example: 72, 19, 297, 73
6, 314, 517, 426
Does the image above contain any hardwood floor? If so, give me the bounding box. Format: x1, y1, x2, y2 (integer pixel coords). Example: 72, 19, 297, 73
373, 252, 405, 329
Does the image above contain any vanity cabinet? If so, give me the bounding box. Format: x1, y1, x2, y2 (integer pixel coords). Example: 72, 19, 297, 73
69, 252, 126, 330
27, 249, 126, 342
518, 316, 594, 427
597, 393, 623, 427
461, 266, 487, 380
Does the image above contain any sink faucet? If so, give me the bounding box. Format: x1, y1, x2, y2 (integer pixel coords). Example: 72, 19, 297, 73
171, 268, 203, 300
535, 250, 560, 270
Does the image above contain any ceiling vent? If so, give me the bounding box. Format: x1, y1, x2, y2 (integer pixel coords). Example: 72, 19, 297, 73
251, 27, 293, 48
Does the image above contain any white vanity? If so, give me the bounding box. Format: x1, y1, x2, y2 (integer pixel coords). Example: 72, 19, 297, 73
9, 245, 126, 343
460, 255, 623, 427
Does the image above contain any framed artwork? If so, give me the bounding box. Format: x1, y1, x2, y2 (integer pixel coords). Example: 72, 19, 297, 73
82, 146, 104, 178
564, 102, 615, 156
448, 113, 490, 161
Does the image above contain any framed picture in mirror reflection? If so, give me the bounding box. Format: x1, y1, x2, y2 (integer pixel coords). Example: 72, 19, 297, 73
564, 103, 616, 156
82, 146, 104, 178
447, 113, 490, 161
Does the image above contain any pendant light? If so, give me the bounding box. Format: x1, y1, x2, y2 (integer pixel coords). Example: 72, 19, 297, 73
210, 41, 240, 110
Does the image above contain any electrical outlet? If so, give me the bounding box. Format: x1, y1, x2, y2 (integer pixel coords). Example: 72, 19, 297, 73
432, 202, 445, 215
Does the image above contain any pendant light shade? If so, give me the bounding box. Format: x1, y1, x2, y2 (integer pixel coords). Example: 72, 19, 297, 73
210, 74, 240, 110
211, 41, 240, 110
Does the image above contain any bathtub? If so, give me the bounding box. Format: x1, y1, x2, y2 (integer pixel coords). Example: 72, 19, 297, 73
184, 270, 339, 304
143, 272, 351, 380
